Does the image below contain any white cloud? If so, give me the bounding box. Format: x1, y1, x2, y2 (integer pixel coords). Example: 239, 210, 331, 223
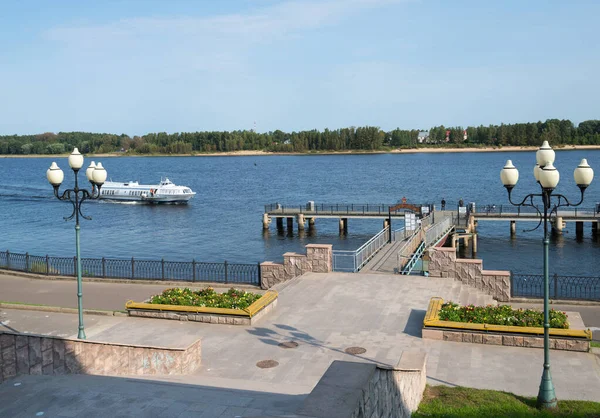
44, 0, 405, 56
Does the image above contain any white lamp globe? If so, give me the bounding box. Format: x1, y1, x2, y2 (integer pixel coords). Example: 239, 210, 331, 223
500, 160, 519, 187
68, 148, 84, 170
533, 163, 541, 182
574, 159, 594, 187
539, 162, 560, 189
536, 141, 555, 166
92, 162, 107, 185
86, 161, 97, 182
46, 162, 64, 186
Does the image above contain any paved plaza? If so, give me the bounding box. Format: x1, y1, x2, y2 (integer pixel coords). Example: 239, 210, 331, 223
1, 272, 600, 417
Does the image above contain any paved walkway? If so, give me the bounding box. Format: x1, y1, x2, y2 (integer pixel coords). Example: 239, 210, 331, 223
2, 272, 600, 417
0, 272, 259, 312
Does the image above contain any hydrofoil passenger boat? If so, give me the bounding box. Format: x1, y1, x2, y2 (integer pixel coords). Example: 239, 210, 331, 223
99, 178, 196, 204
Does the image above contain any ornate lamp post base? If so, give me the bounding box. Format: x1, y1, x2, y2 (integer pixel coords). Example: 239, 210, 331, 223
538, 368, 557, 409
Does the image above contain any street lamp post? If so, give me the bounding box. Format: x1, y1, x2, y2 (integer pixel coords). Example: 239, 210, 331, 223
46, 148, 108, 339
500, 141, 594, 409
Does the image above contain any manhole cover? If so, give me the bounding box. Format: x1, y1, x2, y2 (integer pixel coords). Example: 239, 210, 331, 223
256, 360, 279, 369
345, 346, 367, 355
278, 341, 299, 349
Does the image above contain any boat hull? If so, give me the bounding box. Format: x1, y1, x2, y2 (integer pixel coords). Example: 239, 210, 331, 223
98, 179, 196, 204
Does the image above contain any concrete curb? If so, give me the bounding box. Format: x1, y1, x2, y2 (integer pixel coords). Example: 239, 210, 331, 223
0, 269, 261, 290
0, 302, 127, 317
591, 347, 600, 355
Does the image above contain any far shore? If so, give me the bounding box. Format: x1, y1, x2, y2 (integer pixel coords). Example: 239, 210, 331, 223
2, 144, 600, 158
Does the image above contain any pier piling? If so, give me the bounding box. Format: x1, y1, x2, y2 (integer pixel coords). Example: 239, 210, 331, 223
510, 220, 516, 237
553, 216, 565, 234
276, 217, 284, 230
287, 217, 294, 231
576, 221, 584, 239
339, 218, 348, 235
297, 214, 305, 231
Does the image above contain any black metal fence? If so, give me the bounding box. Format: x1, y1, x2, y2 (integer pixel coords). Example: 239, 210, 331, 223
0, 250, 260, 286
511, 273, 600, 301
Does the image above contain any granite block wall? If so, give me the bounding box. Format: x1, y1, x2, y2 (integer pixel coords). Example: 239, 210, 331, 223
422, 328, 589, 352
260, 244, 332, 289
428, 247, 511, 302
0, 331, 201, 384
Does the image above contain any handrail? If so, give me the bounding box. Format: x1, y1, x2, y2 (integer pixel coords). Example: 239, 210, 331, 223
264, 202, 435, 215
396, 227, 424, 272
332, 227, 391, 272
425, 217, 453, 247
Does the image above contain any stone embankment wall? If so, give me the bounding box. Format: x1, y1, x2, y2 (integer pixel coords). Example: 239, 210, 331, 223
427, 247, 511, 302
295, 351, 427, 418
260, 244, 332, 289
0, 331, 201, 384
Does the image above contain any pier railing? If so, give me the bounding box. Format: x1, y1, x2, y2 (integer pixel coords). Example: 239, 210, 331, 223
425, 216, 454, 247
396, 227, 425, 274
0, 250, 260, 286
332, 227, 393, 272
265, 202, 433, 215
511, 273, 600, 301
473, 204, 600, 217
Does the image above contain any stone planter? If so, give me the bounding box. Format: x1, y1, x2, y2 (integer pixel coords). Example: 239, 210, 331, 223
125, 290, 278, 326
422, 297, 591, 352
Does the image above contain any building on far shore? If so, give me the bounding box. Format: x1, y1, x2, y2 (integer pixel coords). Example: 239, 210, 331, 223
417, 131, 430, 143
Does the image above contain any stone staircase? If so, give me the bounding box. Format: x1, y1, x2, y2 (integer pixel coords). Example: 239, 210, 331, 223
439, 279, 498, 306
424, 276, 498, 306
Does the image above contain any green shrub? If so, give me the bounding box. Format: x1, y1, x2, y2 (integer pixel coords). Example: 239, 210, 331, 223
149, 287, 262, 310
29, 261, 60, 274
439, 302, 569, 329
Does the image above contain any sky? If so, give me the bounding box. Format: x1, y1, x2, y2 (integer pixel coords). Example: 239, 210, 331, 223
0, 0, 599, 136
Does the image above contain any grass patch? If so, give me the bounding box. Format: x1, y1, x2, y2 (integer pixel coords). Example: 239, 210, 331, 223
439, 302, 569, 329
0, 300, 49, 307
149, 287, 262, 310
591, 341, 600, 348
414, 385, 600, 417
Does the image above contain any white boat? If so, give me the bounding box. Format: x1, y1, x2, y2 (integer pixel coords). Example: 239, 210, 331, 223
99, 178, 196, 204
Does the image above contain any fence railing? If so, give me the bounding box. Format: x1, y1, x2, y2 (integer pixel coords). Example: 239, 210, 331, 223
0, 250, 260, 285
265, 202, 434, 215
396, 227, 425, 273
425, 217, 453, 247
511, 273, 600, 301
474, 205, 600, 218
332, 227, 391, 272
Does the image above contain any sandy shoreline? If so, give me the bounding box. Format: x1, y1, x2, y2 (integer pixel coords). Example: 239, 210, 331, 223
2, 145, 599, 158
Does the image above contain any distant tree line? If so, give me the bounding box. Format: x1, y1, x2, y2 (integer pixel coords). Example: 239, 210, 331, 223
1, 119, 599, 155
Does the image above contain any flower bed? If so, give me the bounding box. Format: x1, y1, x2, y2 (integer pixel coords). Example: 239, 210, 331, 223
126, 288, 278, 326
438, 302, 569, 329
149, 287, 262, 310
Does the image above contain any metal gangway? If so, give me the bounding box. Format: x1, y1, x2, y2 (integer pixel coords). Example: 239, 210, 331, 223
397, 215, 454, 275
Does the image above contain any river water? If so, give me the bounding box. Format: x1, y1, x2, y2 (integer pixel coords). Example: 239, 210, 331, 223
0, 150, 598, 276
